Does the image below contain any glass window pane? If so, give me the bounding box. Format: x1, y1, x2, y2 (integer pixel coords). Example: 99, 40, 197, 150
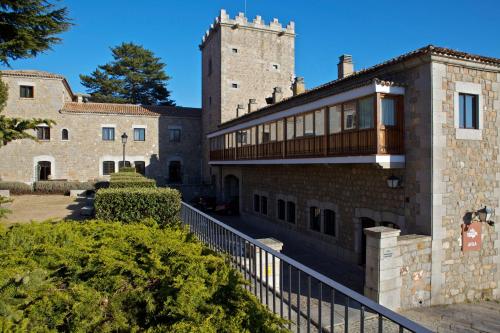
329, 105, 342, 134
304, 113, 314, 135
286, 117, 294, 139
295, 116, 304, 137
270, 122, 276, 141
251, 127, 256, 144
459, 94, 465, 128
382, 99, 396, 126
315, 109, 325, 135
277, 120, 284, 141
343, 102, 357, 130
465, 94, 475, 129
358, 97, 374, 129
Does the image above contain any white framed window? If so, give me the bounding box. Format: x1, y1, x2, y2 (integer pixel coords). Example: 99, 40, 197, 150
454, 82, 483, 140
133, 128, 146, 141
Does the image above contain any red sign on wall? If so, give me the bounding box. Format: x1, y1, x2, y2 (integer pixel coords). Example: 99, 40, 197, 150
462, 222, 482, 251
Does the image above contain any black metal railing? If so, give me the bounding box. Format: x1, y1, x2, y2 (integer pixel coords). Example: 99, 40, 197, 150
180, 202, 431, 333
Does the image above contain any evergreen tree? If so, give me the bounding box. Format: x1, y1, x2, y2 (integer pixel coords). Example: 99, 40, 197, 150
0, 0, 72, 66
80, 43, 175, 105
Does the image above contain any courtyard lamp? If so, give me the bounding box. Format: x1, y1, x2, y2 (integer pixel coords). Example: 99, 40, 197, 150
121, 132, 128, 167
386, 174, 400, 189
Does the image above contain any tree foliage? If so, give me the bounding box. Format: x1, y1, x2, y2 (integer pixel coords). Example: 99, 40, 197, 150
0, 220, 287, 332
80, 42, 175, 105
0, 75, 56, 146
0, 0, 72, 66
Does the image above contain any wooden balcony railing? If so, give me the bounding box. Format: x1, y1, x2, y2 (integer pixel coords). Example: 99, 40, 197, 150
209, 127, 403, 162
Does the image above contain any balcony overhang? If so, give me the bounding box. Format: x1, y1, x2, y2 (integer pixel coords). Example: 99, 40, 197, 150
207, 80, 405, 139
209, 154, 405, 169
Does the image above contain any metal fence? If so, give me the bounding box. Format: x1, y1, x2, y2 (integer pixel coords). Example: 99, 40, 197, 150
180, 202, 431, 333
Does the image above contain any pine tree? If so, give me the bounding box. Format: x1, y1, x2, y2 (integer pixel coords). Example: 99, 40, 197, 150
80, 43, 175, 105
0, 0, 72, 66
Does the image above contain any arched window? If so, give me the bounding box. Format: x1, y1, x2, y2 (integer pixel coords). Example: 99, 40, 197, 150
61, 129, 69, 141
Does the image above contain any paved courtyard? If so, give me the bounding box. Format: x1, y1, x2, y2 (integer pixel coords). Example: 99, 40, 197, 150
1, 195, 86, 225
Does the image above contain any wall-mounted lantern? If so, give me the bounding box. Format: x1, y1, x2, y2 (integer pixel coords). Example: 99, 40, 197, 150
386, 175, 401, 189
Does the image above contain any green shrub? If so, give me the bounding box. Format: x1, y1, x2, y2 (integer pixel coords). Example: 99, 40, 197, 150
0, 220, 287, 332
0, 181, 32, 195
109, 179, 156, 188
118, 166, 136, 173
95, 187, 181, 225
33, 181, 95, 194
110, 172, 142, 179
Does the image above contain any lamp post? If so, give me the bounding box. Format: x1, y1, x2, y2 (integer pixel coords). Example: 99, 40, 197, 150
121, 132, 128, 168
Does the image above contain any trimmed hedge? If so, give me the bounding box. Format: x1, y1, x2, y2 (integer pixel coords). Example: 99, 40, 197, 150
118, 166, 136, 173
109, 179, 156, 188
0, 220, 287, 331
110, 172, 141, 179
0, 181, 32, 195
95, 187, 181, 225
33, 181, 94, 194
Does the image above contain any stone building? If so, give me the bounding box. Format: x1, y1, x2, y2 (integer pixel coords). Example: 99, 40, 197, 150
0, 70, 202, 199
203, 10, 500, 309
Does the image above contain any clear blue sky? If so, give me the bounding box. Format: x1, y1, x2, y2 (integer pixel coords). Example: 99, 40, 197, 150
2, 0, 499, 107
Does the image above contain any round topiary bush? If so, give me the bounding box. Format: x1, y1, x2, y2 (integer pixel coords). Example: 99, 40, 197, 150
0, 221, 287, 332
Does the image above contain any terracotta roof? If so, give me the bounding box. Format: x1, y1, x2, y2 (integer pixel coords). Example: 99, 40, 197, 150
61, 102, 200, 117
0, 70, 66, 79
216, 45, 500, 130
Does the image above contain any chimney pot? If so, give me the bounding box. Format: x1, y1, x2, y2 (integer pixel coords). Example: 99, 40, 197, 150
237, 104, 245, 117
338, 54, 354, 79
292, 77, 305, 96
272, 87, 283, 103
248, 99, 258, 113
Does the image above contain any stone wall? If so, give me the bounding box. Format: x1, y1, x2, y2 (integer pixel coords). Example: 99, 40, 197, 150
430, 57, 500, 304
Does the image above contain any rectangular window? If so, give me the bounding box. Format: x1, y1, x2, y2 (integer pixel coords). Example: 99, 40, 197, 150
295, 115, 304, 137
358, 96, 374, 129
134, 128, 145, 141
236, 130, 248, 145
169, 128, 181, 142
134, 161, 145, 175
309, 207, 321, 232
315, 109, 325, 135
459, 93, 478, 129
381, 98, 396, 126
261, 196, 268, 215
262, 124, 270, 143
286, 117, 295, 140
118, 161, 131, 169
270, 122, 276, 141
343, 102, 357, 130
324, 209, 336, 236
254, 194, 260, 213
36, 126, 50, 140
286, 201, 295, 224
329, 105, 342, 134
102, 161, 115, 175
277, 120, 284, 141
102, 127, 115, 141
277, 199, 286, 220
232, 48, 238, 53
20, 85, 34, 98
168, 161, 182, 183
304, 113, 314, 136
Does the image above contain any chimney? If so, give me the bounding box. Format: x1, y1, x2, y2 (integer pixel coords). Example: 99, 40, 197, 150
236, 104, 245, 117
337, 54, 354, 79
292, 77, 305, 96
75, 93, 89, 103
272, 87, 283, 103
248, 99, 258, 113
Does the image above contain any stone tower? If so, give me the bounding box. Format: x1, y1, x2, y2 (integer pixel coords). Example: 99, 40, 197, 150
200, 9, 296, 180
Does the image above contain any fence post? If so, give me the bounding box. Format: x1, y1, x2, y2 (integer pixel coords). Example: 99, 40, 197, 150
364, 226, 402, 311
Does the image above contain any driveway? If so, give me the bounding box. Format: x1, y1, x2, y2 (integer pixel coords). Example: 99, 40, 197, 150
1, 195, 86, 225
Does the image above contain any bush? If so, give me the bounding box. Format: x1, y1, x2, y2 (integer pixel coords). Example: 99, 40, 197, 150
95, 187, 181, 225
33, 181, 95, 194
0, 181, 32, 195
108, 171, 155, 189
118, 166, 136, 173
0, 221, 287, 332
110, 172, 142, 179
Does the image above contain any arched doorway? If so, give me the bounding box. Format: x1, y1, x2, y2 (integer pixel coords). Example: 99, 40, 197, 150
360, 217, 376, 265
224, 175, 239, 214
37, 161, 51, 180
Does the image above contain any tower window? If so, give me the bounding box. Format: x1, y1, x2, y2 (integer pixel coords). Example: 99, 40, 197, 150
272, 64, 280, 70
231, 83, 238, 89
20, 85, 34, 98
232, 48, 238, 53
61, 129, 69, 141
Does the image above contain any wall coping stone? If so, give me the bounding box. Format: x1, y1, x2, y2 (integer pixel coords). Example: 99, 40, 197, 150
364, 226, 401, 239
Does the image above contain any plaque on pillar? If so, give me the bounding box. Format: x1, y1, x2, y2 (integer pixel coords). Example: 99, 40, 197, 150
461, 222, 482, 251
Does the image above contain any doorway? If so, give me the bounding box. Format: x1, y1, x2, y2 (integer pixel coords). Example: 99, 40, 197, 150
37, 161, 51, 180
224, 175, 240, 214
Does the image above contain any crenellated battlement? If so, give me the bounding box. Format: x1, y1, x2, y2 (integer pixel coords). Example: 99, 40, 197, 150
200, 9, 295, 48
